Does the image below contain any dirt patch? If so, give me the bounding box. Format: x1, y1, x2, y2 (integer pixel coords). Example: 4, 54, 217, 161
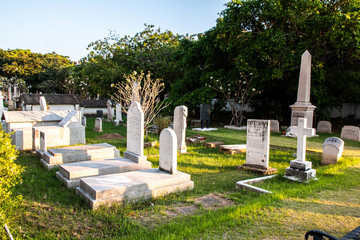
98, 133, 125, 139
193, 193, 235, 210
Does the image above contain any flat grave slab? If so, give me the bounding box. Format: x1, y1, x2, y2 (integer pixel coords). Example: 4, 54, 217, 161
224, 125, 247, 131
204, 141, 225, 148
56, 157, 152, 188
76, 168, 194, 209
192, 128, 218, 132
219, 144, 246, 155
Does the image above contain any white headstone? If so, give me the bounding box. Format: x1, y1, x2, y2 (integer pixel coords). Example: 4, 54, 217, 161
123, 101, 146, 163
246, 119, 270, 168
340, 126, 360, 142
322, 137, 344, 165
173, 105, 188, 153
58, 110, 81, 127
39, 96, 47, 111
159, 128, 177, 174
115, 103, 122, 121
0, 92, 4, 118
94, 118, 103, 132
8, 87, 13, 108
40, 131, 47, 152
106, 100, 113, 121
270, 120, 279, 132
132, 82, 140, 103
317, 121, 332, 133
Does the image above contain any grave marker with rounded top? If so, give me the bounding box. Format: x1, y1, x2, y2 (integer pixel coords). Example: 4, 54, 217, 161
94, 118, 103, 132
159, 128, 177, 174
317, 121, 332, 133
321, 137, 344, 165
173, 105, 188, 153
340, 126, 360, 142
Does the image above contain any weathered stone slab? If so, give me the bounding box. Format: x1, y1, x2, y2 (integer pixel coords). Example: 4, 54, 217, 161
204, 141, 225, 148
224, 125, 247, 131
115, 103, 122, 121
321, 137, 344, 165
290, 159, 312, 171
219, 144, 246, 155
270, 120, 280, 132
106, 100, 113, 122
11, 127, 33, 150
58, 110, 81, 127
186, 136, 207, 144
94, 118, 103, 132
40, 96, 47, 111
317, 121, 332, 133
173, 106, 188, 153
340, 125, 360, 142
192, 128, 218, 132
285, 167, 316, 182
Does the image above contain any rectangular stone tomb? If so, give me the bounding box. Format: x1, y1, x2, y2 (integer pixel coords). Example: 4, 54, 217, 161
40, 143, 120, 170
56, 157, 152, 188
204, 141, 225, 148
76, 168, 194, 209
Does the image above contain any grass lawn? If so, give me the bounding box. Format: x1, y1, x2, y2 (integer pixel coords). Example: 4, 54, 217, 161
7, 118, 360, 239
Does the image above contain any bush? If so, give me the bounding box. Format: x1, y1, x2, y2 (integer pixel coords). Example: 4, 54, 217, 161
0, 130, 23, 236
154, 115, 172, 135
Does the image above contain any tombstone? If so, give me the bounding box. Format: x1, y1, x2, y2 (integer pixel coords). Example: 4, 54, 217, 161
238, 120, 277, 174
39, 96, 47, 111
115, 102, 123, 121
270, 120, 279, 132
96, 110, 103, 118
285, 118, 316, 182
8, 87, 13, 109
321, 137, 344, 165
0, 92, 4, 119
81, 115, 87, 127
58, 110, 81, 127
40, 131, 47, 153
123, 101, 147, 163
340, 126, 360, 142
159, 128, 177, 174
317, 121, 332, 133
173, 105, 188, 153
94, 117, 103, 132
200, 104, 211, 129
106, 100, 113, 122
289, 51, 316, 136
132, 82, 140, 103
114, 119, 119, 126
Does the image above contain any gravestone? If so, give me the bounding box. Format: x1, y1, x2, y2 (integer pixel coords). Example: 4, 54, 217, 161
132, 82, 140, 103
238, 120, 277, 175
322, 137, 344, 165
270, 120, 279, 132
340, 126, 360, 142
81, 115, 86, 127
289, 51, 316, 136
58, 110, 81, 127
94, 118, 103, 132
39, 96, 47, 111
159, 128, 177, 174
317, 121, 332, 133
115, 103, 122, 121
123, 101, 147, 163
96, 110, 103, 118
173, 105, 188, 153
285, 118, 316, 182
40, 131, 47, 153
0, 92, 4, 118
200, 104, 211, 129
106, 100, 113, 122
8, 87, 13, 109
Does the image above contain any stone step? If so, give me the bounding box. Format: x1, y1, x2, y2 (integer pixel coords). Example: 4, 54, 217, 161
56, 157, 152, 188
76, 168, 194, 209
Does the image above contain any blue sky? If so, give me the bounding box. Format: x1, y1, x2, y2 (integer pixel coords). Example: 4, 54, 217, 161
0, 0, 229, 61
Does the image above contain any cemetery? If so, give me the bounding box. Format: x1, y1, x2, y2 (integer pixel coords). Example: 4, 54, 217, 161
1, 0, 360, 239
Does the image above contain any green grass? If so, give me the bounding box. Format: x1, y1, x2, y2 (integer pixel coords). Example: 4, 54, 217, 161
6, 118, 360, 239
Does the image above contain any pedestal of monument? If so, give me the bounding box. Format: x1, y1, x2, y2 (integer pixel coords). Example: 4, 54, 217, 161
290, 102, 317, 137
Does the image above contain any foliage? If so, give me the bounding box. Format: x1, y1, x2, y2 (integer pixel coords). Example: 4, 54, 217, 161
0, 130, 23, 235
111, 71, 170, 138
153, 115, 172, 135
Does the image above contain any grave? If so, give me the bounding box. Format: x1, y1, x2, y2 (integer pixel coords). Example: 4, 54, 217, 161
270, 120, 280, 132
237, 120, 277, 175
340, 125, 360, 142
321, 137, 344, 165
289, 51, 317, 137
219, 144, 246, 155
193, 104, 217, 132
204, 141, 225, 148
0, 92, 4, 119
285, 118, 316, 182
106, 100, 113, 122
41, 143, 120, 170
115, 103, 123, 122
224, 125, 247, 131
173, 105, 188, 153
81, 115, 86, 127
186, 136, 207, 144
39, 96, 47, 111
317, 121, 332, 133
76, 128, 194, 209
94, 118, 103, 132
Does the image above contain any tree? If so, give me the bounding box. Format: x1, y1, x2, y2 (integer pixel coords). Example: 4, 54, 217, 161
111, 71, 170, 138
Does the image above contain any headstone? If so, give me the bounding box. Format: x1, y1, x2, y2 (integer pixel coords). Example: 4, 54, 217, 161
123, 101, 147, 163
40, 131, 47, 153
96, 110, 103, 118
94, 117, 103, 132
238, 120, 277, 174
270, 120, 279, 132
317, 121, 332, 133
58, 110, 81, 127
132, 82, 140, 103
106, 100, 113, 122
289, 51, 316, 135
81, 115, 87, 127
340, 126, 360, 142
159, 128, 177, 174
285, 118, 316, 182
0, 92, 4, 118
173, 105, 188, 153
114, 119, 119, 126
115, 103, 122, 121
8, 87, 13, 109
321, 137, 344, 165
39, 96, 47, 111
200, 104, 211, 129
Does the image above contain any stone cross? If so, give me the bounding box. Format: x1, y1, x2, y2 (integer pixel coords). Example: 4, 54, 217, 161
115, 103, 122, 121
159, 128, 177, 174
296, 118, 311, 162
132, 82, 140, 103
39, 96, 47, 111
173, 105, 188, 153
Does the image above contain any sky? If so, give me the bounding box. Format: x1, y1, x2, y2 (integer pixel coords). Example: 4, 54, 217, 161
0, 0, 229, 61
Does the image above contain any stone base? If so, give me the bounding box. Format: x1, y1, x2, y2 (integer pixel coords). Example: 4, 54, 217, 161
219, 144, 246, 155
204, 142, 225, 148
290, 160, 312, 171
76, 168, 194, 209
114, 120, 120, 126
123, 151, 147, 163
285, 167, 316, 182
56, 157, 152, 188
224, 125, 247, 131
192, 128, 218, 132
237, 164, 278, 175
